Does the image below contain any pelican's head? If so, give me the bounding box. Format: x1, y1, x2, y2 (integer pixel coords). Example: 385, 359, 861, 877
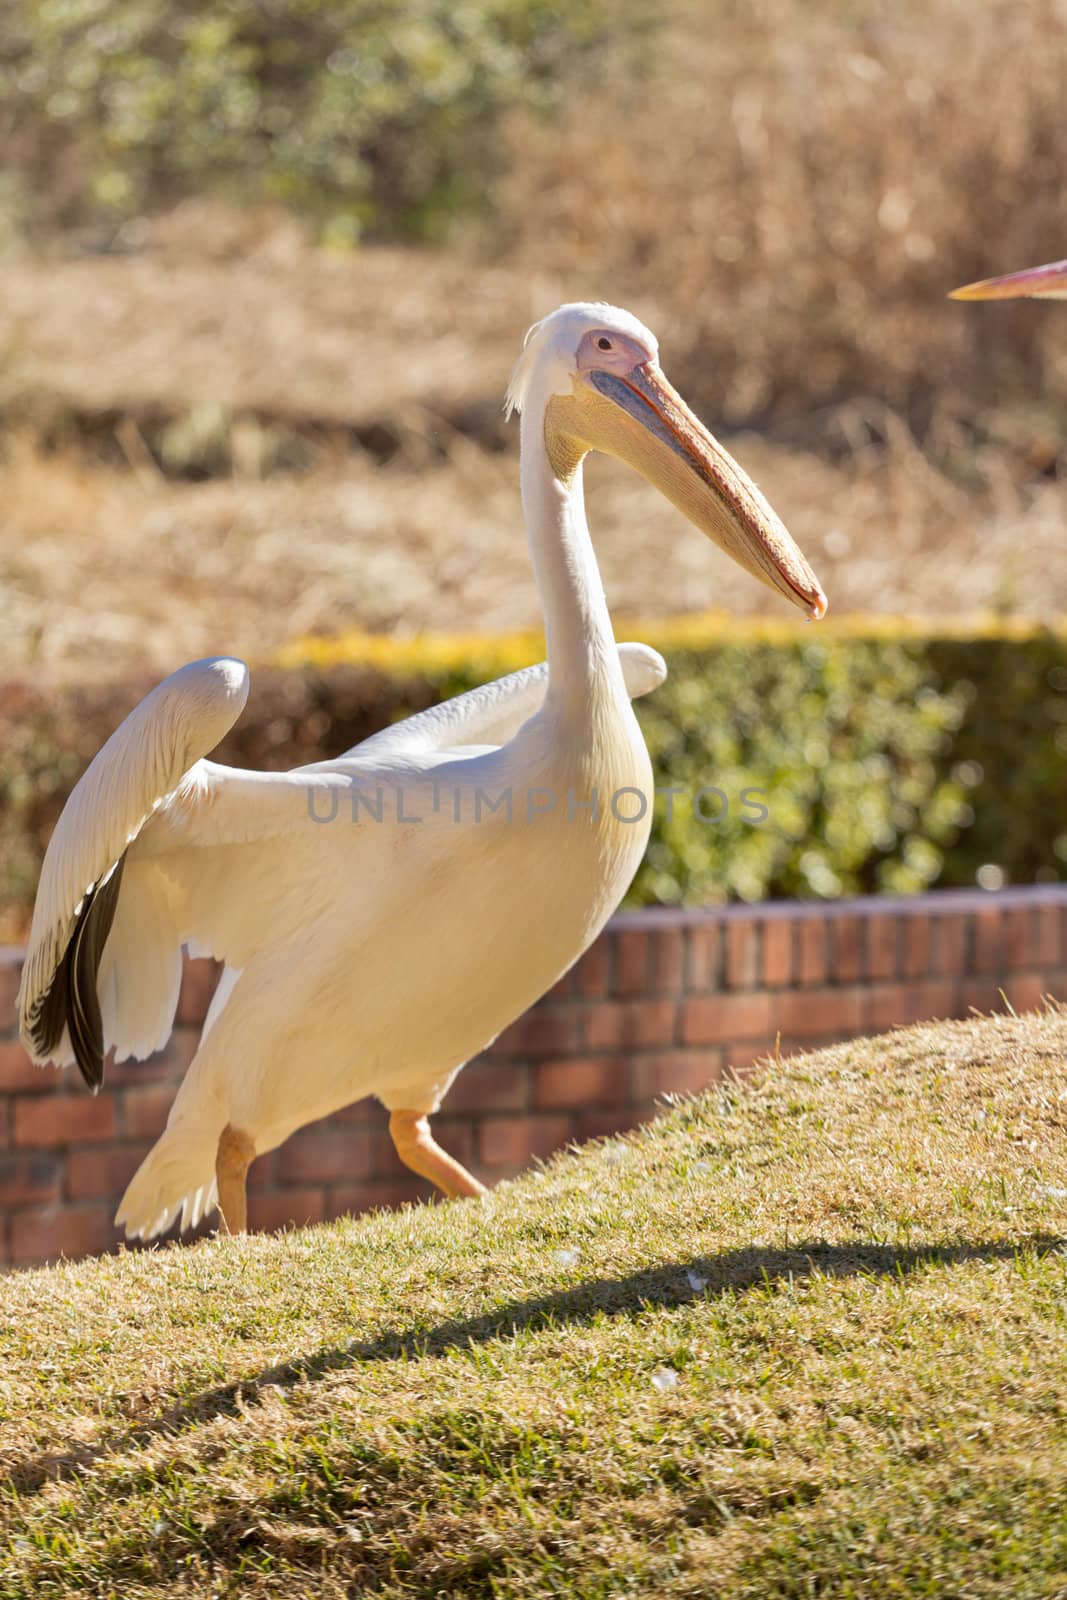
951, 258, 1067, 301
507, 302, 827, 620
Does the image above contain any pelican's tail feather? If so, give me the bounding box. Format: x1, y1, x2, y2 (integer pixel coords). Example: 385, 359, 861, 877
116, 1117, 221, 1241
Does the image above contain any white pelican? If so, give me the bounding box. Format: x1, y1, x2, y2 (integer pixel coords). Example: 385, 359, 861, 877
17, 302, 826, 1241
951, 257, 1067, 302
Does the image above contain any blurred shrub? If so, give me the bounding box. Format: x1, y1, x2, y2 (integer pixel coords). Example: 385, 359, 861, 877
497, 0, 1067, 434
3, 0, 1067, 439
0, 0, 626, 239
5, 619, 1066, 938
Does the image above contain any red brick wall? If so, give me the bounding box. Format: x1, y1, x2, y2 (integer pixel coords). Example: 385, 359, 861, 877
3, 886, 1066, 1269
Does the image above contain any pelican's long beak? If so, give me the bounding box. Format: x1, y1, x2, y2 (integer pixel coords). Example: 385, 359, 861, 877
950, 258, 1067, 301
546, 363, 827, 619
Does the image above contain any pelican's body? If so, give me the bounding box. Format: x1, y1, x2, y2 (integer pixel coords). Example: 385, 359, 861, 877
18, 303, 825, 1239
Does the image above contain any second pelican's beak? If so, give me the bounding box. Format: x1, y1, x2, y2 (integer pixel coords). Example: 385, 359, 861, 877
950, 258, 1067, 301
545, 363, 827, 619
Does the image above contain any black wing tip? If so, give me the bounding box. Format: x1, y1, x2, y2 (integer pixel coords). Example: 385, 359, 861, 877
73, 1041, 106, 1093
32, 851, 127, 1094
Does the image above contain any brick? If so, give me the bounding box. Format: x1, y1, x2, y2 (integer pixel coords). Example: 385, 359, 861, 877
866, 981, 959, 1033
535, 1056, 623, 1109
631, 1049, 722, 1101
170, 1027, 202, 1073
247, 1188, 327, 1233
901, 915, 932, 979
479, 1114, 572, 1169
67, 1142, 151, 1200
547, 968, 575, 1001
973, 908, 1003, 974
105, 1047, 182, 1087
0, 1150, 63, 1207
726, 922, 759, 988
445, 1058, 528, 1113
649, 928, 686, 994
492, 1008, 579, 1059
1004, 908, 1035, 971
686, 924, 721, 992
574, 1107, 647, 1141
960, 979, 1011, 1016
721, 1040, 777, 1078
333, 1096, 381, 1127
585, 1000, 677, 1050
775, 987, 865, 1039
797, 919, 827, 986
426, 1118, 477, 1171
762, 920, 793, 987
614, 930, 650, 996
15, 1092, 116, 1147
933, 913, 969, 976
0, 1040, 53, 1094
121, 1085, 174, 1139
867, 916, 900, 980
176, 957, 221, 1027
327, 1179, 425, 1218
1040, 966, 1067, 1001
0, 956, 22, 1033
682, 993, 773, 1045
11, 1206, 116, 1267
248, 1151, 279, 1191
574, 937, 611, 997
1003, 974, 1048, 1015
278, 1128, 375, 1184
1035, 904, 1063, 967
831, 916, 865, 982
0, 1100, 9, 1150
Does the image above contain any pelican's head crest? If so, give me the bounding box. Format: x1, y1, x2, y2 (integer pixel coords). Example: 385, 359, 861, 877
505, 302, 658, 419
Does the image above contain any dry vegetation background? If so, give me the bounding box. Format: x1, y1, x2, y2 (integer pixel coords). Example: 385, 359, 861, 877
2, 0, 1067, 681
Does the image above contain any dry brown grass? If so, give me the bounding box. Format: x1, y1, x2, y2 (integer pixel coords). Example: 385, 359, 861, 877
496, 0, 1067, 426
3, 420, 1066, 681
3, 2, 1067, 680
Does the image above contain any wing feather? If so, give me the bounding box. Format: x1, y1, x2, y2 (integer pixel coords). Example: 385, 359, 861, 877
18, 658, 250, 1078
344, 644, 666, 760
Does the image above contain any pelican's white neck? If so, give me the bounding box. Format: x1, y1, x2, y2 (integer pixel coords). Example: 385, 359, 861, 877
518, 390, 626, 715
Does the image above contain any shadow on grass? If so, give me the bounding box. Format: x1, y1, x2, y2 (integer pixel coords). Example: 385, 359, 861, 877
10, 1232, 1064, 1494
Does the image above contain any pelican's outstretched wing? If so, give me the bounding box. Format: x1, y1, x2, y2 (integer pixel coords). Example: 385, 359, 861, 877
345, 642, 667, 760
19, 644, 669, 1092
18, 653, 442, 1090
18, 658, 249, 1086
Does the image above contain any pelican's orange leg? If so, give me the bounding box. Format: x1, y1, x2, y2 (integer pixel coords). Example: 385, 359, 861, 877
389, 1110, 487, 1198
216, 1123, 256, 1233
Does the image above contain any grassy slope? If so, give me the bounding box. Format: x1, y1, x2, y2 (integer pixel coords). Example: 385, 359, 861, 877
1, 1011, 1066, 1598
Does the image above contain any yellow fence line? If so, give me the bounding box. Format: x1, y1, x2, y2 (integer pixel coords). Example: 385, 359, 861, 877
275, 611, 1067, 675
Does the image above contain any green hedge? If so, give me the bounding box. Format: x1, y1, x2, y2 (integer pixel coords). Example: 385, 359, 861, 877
3, 624, 1066, 938
0, 0, 625, 239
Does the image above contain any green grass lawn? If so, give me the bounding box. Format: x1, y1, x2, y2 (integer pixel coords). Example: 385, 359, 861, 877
2, 1009, 1066, 1598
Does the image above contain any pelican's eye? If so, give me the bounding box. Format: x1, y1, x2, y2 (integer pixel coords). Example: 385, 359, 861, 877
575, 327, 652, 374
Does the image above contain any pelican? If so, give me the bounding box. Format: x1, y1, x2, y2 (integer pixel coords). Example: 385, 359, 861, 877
17, 303, 826, 1241
951, 257, 1067, 301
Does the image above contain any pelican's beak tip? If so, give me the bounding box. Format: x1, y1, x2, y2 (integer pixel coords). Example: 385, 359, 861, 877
948, 277, 1003, 302
949, 260, 1067, 302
